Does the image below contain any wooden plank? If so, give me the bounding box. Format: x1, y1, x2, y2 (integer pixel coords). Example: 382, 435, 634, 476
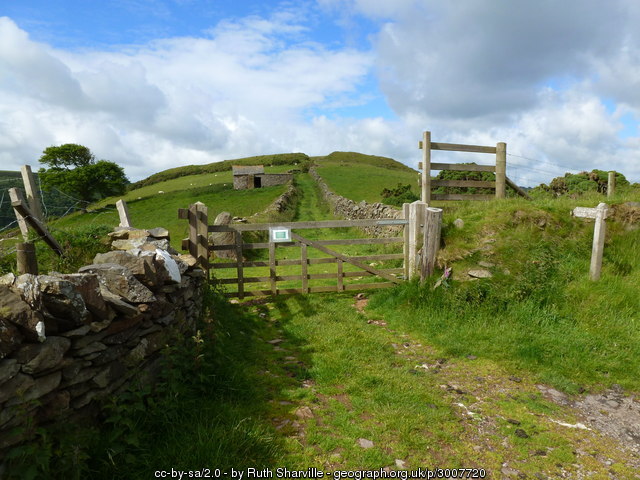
212, 237, 403, 250
291, 232, 401, 284
505, 176, 531, 200
178, 208, 189, 219
209, 218, 407, 232
210, 254, 404, 269
301, 243, 308, 293
20, 165, 44, 222
572, 207, 610, 219
422, 131, 431, 203
224, 283, 397, 298
337, 260, 344, 291
419, 141, 497, 154
195, 202, 209, 268
8, 188, 29, 239
11, 200, 64, 255
431, 180, 495, 188
116, 199, 132, 228
217, 269, 405, 284
269, 241, 277, 295
495, 142, 506, 198
428, 163, 496, 172
408, 201, 426, 279
431, 194, 494, 201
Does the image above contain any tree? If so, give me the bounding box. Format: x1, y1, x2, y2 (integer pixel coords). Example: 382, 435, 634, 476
38, 144, 129, 209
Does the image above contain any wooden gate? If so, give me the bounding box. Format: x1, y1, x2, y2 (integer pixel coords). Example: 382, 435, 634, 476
209, 219, 408, 298
179, 201, 443, 298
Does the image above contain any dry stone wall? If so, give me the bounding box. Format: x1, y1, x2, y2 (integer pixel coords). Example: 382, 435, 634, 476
309, 166, 403, 235
0, 227, 205, 455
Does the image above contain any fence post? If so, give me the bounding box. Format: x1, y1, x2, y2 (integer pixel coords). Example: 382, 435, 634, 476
420, 207, 443, 282
408, 200, 426, 279
607, 171, 616, 199
116, 199, 132, 228
8, 188, 30, 240
195, 202, 209, 269
495, 142, 506, 199
20, 165, 44, 222
421, 131, 432, 203
403, 203, 410, 279
16, 242, 38, 275
590, 203, 608, 281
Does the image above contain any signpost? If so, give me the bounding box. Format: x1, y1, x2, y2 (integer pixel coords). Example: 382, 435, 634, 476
572, 203, 609, 281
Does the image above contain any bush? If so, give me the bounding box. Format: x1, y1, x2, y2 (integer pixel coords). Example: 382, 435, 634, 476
380, 183, 419, 206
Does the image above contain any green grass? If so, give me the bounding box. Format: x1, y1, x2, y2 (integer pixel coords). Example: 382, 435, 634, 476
314, 152, 419, 204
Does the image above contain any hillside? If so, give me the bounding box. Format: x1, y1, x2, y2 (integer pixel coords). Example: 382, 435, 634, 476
314, 151, 419, 204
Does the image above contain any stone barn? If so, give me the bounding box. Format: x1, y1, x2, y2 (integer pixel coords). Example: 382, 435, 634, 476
232, 165, 293, 190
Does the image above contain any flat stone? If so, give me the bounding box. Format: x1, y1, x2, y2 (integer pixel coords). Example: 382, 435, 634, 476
79, 263, 155, 303
8, 371, 63, 405
147, 227, 170, 239
75, 342, 108, 357
468, 269, 493, 279
0, 318, 23, 359
19, 336, 71, 374
0, 359, 20, 385
0, 373, 35, 403
294, 406, 314, 419
478, 261, 495, 268
93, 251, 158, 288
38, 275, 90, 328
155, 249, 181, 284
99, 288, 140, 316
453, 218, 464, 229
357, 438, 374, 449
60, 325, 91, 337
0, 273, 16, 287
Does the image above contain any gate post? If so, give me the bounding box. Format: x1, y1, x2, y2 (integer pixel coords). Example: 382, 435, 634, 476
408, 200, 427, 279
495, 142, 507, 199
420, 207, 443, 282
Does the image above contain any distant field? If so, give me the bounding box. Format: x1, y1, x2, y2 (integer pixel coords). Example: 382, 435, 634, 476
54, 182, 288, 250
314, 152, 419, 204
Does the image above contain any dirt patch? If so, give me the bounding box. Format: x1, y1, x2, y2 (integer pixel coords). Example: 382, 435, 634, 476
353, 293, 368, 312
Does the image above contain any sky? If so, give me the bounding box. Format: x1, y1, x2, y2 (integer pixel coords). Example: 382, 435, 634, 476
1, 0, 639, 186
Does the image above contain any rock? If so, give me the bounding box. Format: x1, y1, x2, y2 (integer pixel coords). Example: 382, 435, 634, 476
0, 373, 35, 403
13, 274, 44, 310
38, 275, 90, 329
0, 359, 20, 385
468, 269, 493, 279
0, 285, 45, 342
16, 336, 71, 374
395, 459, 407, 469
57, 274, 111, 321
78, 264, 156, 303
210, 212, 236, 259
155, 249, 181, 284
99, 288, 140, 316
60, 325, 91, 337
514, 428, 529, 438
0, 318, 23, 359
478, 261, 495, 268
93, 251, 158, 288
147, 227, 170, 239
294, 406, 314, 420
177, 254, 197, 269
93, 361, 126, 389
75, 342, 107, 357
357, 438, 374, 449
112, 237, 171, 252
38, 390, 70, 421
453, 218, 464, 229
0, 273, 16, 287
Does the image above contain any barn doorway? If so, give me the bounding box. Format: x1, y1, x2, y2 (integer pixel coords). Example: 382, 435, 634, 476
253, 176, 262, 188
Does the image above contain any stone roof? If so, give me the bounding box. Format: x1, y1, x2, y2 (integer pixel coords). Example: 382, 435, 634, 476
232, 165, 264, 176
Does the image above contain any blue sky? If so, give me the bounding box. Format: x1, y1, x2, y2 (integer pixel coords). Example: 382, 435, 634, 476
1, 0, 639, 185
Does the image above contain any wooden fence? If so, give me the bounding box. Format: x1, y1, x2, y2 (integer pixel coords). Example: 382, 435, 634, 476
179, 200, 443, 298
418, 130, 529, 202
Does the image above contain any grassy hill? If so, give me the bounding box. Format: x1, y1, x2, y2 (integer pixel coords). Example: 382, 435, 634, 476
314, 151, 419, 204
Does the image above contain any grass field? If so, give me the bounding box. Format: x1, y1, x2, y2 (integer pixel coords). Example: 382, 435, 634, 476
314, 152, 419, 204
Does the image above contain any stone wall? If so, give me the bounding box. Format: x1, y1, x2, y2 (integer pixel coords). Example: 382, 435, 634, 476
309, 166, 403, 235
258, 173, 293, 188
0, 227, 205, 456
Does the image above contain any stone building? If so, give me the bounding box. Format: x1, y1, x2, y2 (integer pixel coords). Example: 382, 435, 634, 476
232, 165, 292, 190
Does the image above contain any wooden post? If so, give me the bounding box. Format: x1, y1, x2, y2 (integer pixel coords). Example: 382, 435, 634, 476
20, 165, 44, 222
187, 203, 198, 259
235, 229, 245, 299
116, 199, 132, 228
608, 171, 616, 199
8, 188, 30, 240
408, 200, 426, 279
572, 203, 609, 281
195, 202, 209, 269
16, 242, 38, 275
403, 203, 410, 279
420, 207, 443, 282
590, 203, 608, 281
421, 131, 431, 203
337, 259, 344, 291
269, 241, 277, 295
301, 243, 309, 294
495, 142, 506, 199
